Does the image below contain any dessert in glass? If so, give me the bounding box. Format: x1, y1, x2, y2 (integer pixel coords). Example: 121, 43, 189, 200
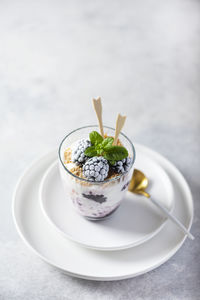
58, 98, 135, 220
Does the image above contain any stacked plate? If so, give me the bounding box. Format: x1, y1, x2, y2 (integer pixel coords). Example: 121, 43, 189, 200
12, 144, 193, 281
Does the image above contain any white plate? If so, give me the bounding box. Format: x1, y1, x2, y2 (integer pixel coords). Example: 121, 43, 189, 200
12, 144, 193, 281
40, 152, 174, 251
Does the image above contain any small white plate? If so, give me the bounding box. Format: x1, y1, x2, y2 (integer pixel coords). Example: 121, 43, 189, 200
12, 144, 193, 281
40, 153, 174, 251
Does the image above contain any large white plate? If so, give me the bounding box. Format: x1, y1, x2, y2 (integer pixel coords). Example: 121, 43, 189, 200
12, 144, 193, 281
40, 152, 174, 251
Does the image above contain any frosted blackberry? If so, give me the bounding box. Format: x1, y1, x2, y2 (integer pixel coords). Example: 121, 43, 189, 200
112, 157, 132, 174
83, 156, 109, 181
72, 139, 91, 165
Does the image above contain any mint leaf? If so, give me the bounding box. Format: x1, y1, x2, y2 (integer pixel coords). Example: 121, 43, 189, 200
89, 131, 103, 145
97, 149, 104, 155
84, 146, 97, 157
104, 146, 128, 162
96, 143, 104, 154
101, 137, 114, 149
109, 160, 116, 166
86, 131, 129, 163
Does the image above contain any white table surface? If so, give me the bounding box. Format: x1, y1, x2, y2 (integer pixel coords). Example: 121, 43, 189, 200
0, 0, 200, 299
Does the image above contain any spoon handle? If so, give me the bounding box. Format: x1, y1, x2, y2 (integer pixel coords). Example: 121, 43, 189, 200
150, 197, 194, 240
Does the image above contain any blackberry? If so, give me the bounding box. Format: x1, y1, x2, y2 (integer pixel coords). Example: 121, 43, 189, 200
72, 139, 91, 165
83, 156, 109, 181
112, 157, 132, 174
82, 193, 107, 204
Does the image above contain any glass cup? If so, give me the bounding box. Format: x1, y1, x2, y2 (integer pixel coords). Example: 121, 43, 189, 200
58, 125, 136, 220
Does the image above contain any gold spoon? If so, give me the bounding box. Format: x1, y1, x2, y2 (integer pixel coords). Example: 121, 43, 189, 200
129, 169, 194, 240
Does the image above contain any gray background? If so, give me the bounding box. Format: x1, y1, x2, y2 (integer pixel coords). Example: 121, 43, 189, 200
0, 0, 200, 299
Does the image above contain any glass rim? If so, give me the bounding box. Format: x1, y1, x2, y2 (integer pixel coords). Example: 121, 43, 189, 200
58, 125, 136, 184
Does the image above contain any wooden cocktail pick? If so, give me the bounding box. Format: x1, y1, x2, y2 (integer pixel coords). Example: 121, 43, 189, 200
92, 97, 104, 137
113, 114, 126, 145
